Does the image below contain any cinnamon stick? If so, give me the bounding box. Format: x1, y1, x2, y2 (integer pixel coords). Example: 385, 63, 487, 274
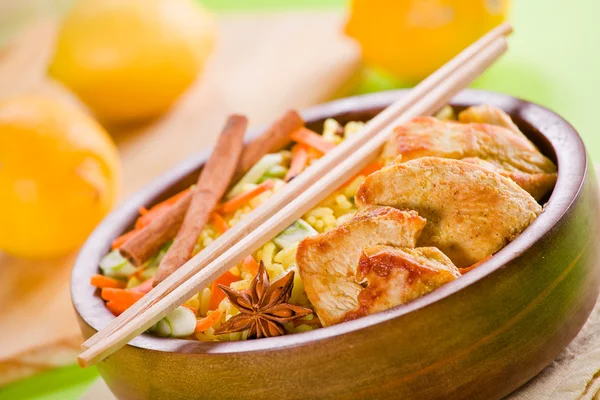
119, 110, 305, 267
119, 192, 192, 266
152, 115, 247, 286
233, 109, 304, 181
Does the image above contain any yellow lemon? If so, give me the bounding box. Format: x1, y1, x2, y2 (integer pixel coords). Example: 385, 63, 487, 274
0, 96, 121, 259
346, 0, 510, 81
49, 0, 215, 123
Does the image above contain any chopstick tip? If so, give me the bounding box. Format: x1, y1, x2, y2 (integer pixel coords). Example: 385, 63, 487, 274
77, 354, 90, 368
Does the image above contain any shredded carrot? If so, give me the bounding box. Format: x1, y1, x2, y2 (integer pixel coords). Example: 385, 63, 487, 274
195, 310, 222, 332
90, 275, 126, 289
105, 300, 130, 316
459, 255, 493, 275
290, 127, 335, 154
284, 143, 309, 182
112, 188, 193, 251
111, 229, 140, 250
130, 278, 154, 293
101, 288, 145, 303
135, 204, 169, 229
210, 212, 229, 234
342, 161, 383, 187
209, 271, 241, 310
153, 187, 192, 209
218, 180, 275, 214
242, 255, 259, 276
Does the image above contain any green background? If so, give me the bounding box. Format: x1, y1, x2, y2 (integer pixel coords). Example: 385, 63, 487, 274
1, 0, 597, 399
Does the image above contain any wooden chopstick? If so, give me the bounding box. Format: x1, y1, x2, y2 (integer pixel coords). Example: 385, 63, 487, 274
82, 23, 513, 352
79, 32, 509, 366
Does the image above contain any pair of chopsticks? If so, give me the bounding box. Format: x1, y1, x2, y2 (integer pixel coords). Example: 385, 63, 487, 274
79, 23, 513, 367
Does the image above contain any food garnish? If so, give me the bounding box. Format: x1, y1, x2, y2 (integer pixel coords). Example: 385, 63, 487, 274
218, 180, 275, 214
284, 143, 310, 182
233, 110, 304, 181
290, 127, 336, 154
153, 115, 247, 286
208, 271, 240, 311
119, 191, 192, 266
214, 262, 312, 339
273, 219, 317, 249
118, 111, 305, 267
90, 275, 126, 289
195, 310, 222, 333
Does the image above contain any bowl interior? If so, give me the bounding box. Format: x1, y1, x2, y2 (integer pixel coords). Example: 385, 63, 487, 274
72, 89, 586, 354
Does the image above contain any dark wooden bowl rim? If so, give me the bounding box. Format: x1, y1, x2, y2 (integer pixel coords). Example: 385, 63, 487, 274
71, 89, 587, 355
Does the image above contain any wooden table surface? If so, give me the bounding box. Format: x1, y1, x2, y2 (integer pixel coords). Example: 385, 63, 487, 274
0, 11, 361, 385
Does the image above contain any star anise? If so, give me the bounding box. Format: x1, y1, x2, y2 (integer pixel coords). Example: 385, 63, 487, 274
214, 261, 313, 339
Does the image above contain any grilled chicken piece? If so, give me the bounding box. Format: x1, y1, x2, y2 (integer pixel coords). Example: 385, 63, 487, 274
296, 206, 426, 326
380, 116, 557, 200
458, 104, 524, 138
356, 157, 542, 268
461, 157, 557, 201
344, 245, 460, 321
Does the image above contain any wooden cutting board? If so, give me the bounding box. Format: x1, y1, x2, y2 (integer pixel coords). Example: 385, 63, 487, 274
0, 11, 360, 386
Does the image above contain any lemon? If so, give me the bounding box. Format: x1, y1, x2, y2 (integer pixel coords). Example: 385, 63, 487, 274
48, 0, 215, 123
346, 0, 510, 81
0, 96, 121, 259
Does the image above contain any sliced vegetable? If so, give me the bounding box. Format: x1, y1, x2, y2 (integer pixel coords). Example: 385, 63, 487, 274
242, 254, 259, 276
139, 266, 157, 282
146, 241, 173, 268
284, 144, 309, 182
195, 310, 222, 332
273, 219, 318, 249
126, 276, 142, 289
106, 300, 129, 316
218, 180, 275, 214
290, 127, 335, 154
90, 275, 126, 289
258, 164, 288, 183
99, 250, 137, 278
183, 305, 198, 315
154, 306, 197, 338
209, 271, 241, 310
210, 212, 229, 234
100, 288, 145, 303
128, 265, 146, 280
226, 153, 283, 199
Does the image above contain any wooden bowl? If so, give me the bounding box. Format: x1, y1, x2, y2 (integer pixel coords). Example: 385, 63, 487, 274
71, 89, 600, 400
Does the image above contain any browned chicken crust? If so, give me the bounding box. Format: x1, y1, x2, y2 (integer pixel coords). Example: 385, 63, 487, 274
461, 157, 557, 201
356, 157, 542, 268
380, 116, 557, 200
343, 245, 460, 321
296, 206, 426, 326
458, 104, 524, 138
